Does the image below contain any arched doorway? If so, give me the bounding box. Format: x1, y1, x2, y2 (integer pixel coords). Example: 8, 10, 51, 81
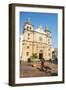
39, 50, 43, 59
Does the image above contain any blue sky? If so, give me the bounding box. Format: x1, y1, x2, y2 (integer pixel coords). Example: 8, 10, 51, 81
20, 12, 58, 48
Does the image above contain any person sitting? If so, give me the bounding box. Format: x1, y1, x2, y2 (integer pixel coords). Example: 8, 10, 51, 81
44, 66, 51, 72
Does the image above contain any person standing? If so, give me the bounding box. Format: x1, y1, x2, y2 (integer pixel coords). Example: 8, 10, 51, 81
40, 57, 45, 71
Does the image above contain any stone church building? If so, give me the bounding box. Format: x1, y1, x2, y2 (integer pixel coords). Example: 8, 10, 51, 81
20, 19, 52, 61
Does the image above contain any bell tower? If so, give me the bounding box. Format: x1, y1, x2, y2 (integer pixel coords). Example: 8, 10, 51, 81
45, 26, 51, 37
23, 18, 34, 32
22, 18, 34, 61
45, 26, 49, 32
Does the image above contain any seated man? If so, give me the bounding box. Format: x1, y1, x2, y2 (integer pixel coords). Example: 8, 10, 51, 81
44, 66, 51, 72
40, 56, 51, 72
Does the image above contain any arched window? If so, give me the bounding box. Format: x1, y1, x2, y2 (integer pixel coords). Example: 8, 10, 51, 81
27, 46, 29, 49
28, 33, 30, 36
26, 52, 29, 56
27, 26, 29, 29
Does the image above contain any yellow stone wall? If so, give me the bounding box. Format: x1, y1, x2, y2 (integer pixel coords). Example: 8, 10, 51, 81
20, 29, 52, 61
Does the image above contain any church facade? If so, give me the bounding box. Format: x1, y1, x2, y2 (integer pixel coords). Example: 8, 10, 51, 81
20, 19, 52, 61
